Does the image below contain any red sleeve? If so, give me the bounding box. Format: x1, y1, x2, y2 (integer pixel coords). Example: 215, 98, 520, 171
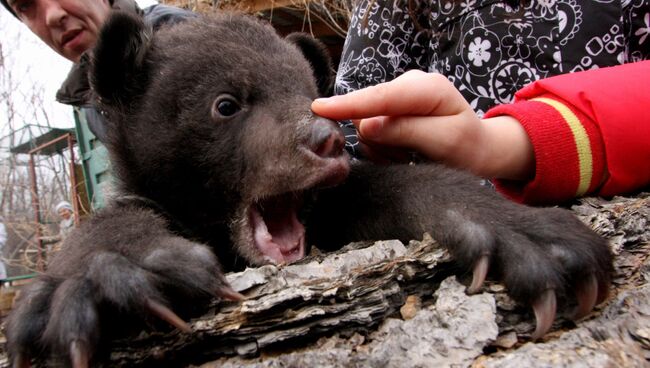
484, 61, 650, 205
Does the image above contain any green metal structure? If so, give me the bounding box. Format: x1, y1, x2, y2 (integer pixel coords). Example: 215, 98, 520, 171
73, 107, 112, 210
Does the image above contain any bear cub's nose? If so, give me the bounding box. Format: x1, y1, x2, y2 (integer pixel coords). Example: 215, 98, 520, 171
309, 118, 345, 158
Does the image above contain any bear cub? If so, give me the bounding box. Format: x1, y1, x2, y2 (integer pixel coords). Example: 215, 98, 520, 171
6, 12, 611, 367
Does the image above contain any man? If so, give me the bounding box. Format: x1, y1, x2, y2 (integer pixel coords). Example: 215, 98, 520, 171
1, 0, 193, 140
2, 0, 112, 62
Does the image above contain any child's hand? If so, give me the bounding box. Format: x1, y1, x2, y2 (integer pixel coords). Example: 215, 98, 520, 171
312, 70, 534, 180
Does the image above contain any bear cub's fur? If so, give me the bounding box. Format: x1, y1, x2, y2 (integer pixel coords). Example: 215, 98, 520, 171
6, 12, 612, 366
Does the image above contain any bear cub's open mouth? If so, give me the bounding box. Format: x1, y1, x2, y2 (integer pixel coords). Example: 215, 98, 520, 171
250, 193, 305, 264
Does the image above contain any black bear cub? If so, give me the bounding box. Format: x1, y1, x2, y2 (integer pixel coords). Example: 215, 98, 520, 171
6, 12, 612, 367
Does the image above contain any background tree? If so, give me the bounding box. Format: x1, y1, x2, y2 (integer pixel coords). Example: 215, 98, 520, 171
0, 15, 76, 276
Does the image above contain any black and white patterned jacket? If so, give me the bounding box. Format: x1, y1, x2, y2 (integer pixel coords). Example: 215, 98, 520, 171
336, 0, 650, 155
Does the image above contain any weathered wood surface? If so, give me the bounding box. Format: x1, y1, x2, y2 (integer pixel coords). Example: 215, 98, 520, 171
1, 194, 649, 367
111, 193, 650, 367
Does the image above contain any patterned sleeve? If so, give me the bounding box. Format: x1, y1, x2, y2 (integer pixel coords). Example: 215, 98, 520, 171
335, 0, 433, 95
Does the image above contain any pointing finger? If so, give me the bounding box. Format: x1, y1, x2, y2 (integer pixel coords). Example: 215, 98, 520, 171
312, 70, 469, 120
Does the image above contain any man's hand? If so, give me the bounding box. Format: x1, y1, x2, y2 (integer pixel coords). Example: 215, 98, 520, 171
312, 70, 535, 181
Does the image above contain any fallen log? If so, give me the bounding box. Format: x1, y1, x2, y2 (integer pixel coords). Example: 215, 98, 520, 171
110, 194, 650, 367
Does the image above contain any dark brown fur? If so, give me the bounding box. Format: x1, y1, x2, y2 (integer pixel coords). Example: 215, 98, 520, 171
6, 12, 611, 366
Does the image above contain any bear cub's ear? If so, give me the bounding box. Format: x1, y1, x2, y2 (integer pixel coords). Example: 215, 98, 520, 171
285, 33, 335, 97
90, 11, 153, 110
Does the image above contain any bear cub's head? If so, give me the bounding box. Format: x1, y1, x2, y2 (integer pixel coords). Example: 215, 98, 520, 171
91, 12, 350, 268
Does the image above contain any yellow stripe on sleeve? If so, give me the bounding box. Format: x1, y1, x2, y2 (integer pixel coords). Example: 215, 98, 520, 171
531, 97, 593, 196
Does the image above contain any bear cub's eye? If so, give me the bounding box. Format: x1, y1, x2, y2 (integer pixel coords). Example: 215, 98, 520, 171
211, 95, 241, 119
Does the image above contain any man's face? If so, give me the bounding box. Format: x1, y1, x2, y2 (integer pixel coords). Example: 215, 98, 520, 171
9, 0, 111, 62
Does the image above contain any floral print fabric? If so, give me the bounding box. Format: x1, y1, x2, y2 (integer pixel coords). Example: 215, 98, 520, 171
335, 0, 650, 155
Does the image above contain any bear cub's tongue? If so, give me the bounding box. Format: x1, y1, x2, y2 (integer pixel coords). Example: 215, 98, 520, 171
250, 194, 305, 264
